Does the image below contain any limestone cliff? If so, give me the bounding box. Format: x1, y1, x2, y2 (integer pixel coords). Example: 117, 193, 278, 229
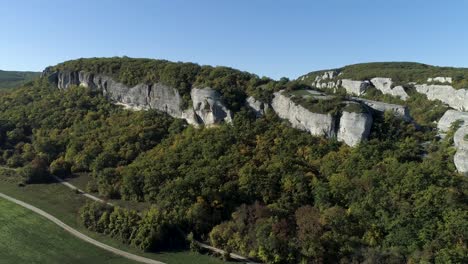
245, 96, 269, 117
437, 110, 468, 175
271, 91, 336, 138
370, 78, 409, 100
415, 84, 468, 111
337, 103, 373, 147
351, 97, 412, 121
454, 126, 468, 175
50, 70, 232, 126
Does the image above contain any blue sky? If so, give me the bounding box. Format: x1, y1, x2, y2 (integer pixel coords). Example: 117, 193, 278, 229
1, 0, 468, 79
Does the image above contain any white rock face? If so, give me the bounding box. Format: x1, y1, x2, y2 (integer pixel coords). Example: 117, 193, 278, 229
437, 110, 468, 132
314, 71, 337, 82
245, 96, 268, 117
340, 79, 370, 96
337, 104, 373, 147
191, 88, 232, 126
54, 71, 232, 126
437, 110, 468, 175
453, 125, 468, 175
352, 97, 411, 121
427, 77, 452, 84
271, 91, 335, 138
415, 84, 468, 111
370, 77, 409, 100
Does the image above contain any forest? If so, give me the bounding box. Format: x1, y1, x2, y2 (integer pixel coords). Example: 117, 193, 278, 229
0, 64, 466, 263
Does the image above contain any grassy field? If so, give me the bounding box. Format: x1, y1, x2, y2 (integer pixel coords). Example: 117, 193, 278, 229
0, 198, 139, 264
0, 176, 234, 264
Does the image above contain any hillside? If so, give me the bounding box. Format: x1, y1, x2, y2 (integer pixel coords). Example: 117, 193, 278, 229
0, 58, 466, 263
299, 62, 468, 88
0, 70, 40, 90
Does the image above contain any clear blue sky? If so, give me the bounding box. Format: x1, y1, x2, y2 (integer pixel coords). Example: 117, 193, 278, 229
2, 0, 468, 79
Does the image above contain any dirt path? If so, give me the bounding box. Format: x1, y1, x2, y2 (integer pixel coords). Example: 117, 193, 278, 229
0, 192, 165, 264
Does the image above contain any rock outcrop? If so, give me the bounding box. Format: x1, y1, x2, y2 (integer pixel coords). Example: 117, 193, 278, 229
51, 70, 232, 126
245, 96, 269, 117
437, 110, 468, 175
46, 69, 416, 148
427, 77, 452, 84
370, 77, 409, 100
453, 126, 468, 175
191, 88, 232, 125
340, 79, 370, 96
271, 91, 336, 138
415, 84, 468, 111
352, 97, 412, 121
437, 110, 468, 133
337, 103, 373, 147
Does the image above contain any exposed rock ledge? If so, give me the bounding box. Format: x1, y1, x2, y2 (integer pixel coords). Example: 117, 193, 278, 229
50, 71, 232, 126
337, 103, 373, 147
437, 110, 468, 133
351, 97, 412, 121
415, 84, 468, 111
46, 70, 413, 147
370, 78, 409, 100
438, 110, 468, 175
271, 91, 336, 138
454, 126, 468, 175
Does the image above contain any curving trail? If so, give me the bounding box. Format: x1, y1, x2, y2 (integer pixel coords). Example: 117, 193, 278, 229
0, 192, 165, 264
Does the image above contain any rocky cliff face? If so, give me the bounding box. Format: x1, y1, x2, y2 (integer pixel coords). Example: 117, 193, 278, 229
415, 84, 468, 111
337, 103, 373, 147
50, 70, 232, 126
370, 78, 409, 100
351, 97, 412, 121
340, 79, 370, 96
245, 96, 269, 117
437, 110, 468, 133
310, 74, 467, 111
46, 69, 415, 147
271, 91, 336, 138
454, 126, 468, 175
438, 110, 468, 175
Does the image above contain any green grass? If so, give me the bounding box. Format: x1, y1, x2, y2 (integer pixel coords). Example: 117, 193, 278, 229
0, 176, 234, 264
0, 198, 139, 264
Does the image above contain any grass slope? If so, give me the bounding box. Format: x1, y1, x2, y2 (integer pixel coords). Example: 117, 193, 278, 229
0, 70, 40, 90
0, 176, 232, 264
0, 198, 138, 264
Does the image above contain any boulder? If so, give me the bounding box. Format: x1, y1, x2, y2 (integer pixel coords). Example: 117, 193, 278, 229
337, 103, 373, 146
370, 77, 409, 100
415, 84, 468, 111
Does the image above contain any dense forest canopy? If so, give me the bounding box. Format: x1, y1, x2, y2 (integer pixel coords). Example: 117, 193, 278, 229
300, 62, 468, 88
0, 60, 466, 263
